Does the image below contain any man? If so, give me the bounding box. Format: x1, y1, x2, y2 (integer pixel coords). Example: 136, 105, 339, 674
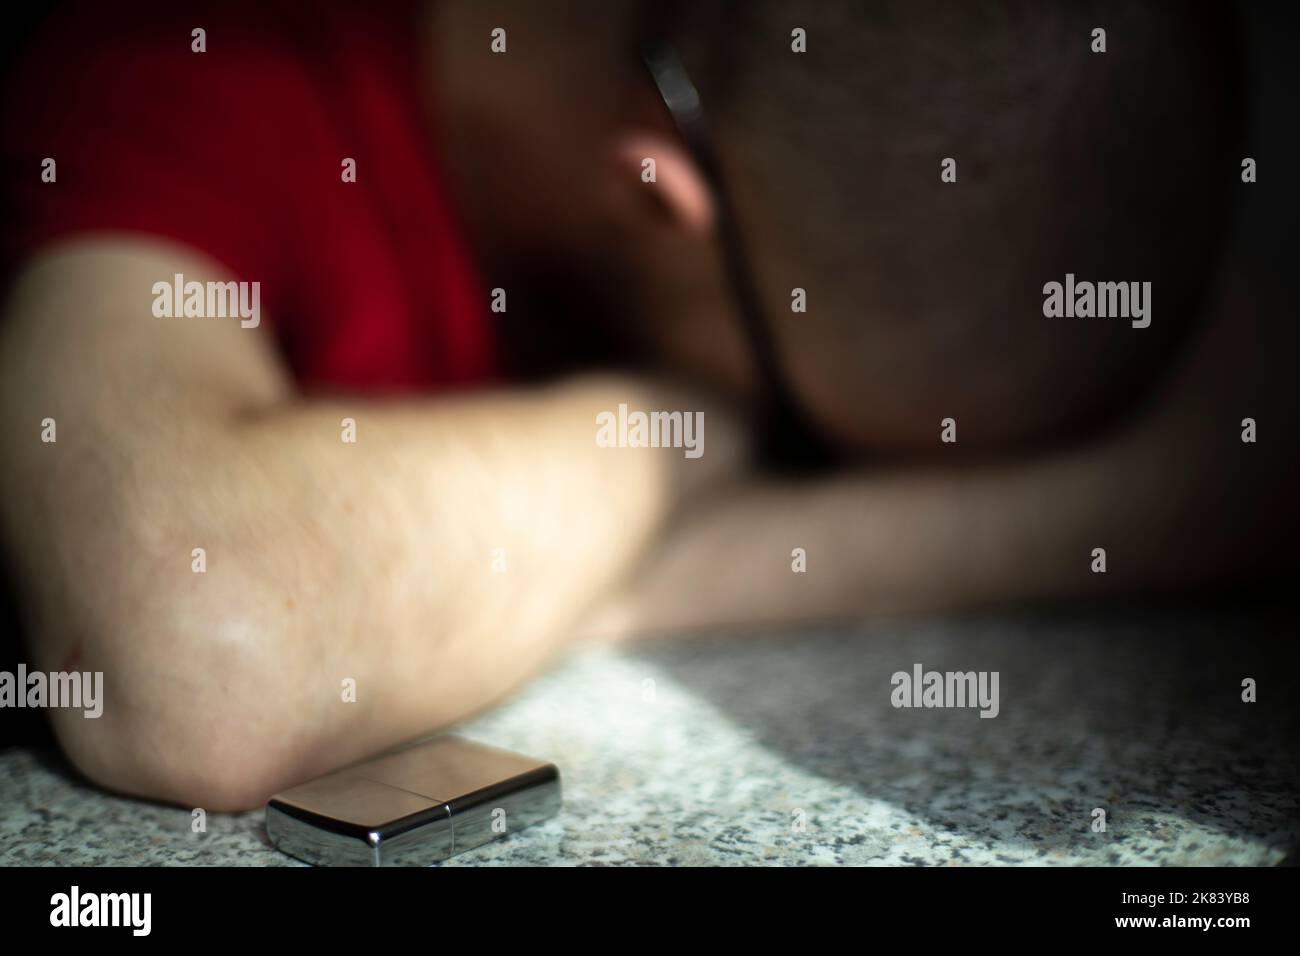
0, 0, 1292, 810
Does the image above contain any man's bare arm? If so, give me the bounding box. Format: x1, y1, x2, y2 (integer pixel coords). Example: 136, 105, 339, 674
0, 237, 735, 809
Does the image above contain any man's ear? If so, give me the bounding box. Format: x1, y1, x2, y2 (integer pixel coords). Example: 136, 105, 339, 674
613, 132, 716, 236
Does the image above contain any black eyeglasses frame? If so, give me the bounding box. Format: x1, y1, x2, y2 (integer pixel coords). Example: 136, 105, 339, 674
641, 42, 835, 472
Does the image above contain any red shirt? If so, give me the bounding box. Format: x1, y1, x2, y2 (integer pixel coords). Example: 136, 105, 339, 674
1, 0, 495, 392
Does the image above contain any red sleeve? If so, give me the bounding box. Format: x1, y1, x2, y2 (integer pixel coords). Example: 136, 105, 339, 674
1, 2, 308, 294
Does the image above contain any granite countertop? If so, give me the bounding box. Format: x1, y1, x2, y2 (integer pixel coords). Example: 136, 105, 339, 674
3, 604, 1297, 866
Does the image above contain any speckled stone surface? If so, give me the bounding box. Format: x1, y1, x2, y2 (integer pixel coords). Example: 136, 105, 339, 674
2, 606, 1297, 866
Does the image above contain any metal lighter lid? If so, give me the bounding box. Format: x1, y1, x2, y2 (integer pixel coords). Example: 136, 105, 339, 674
266, 735, 561, 866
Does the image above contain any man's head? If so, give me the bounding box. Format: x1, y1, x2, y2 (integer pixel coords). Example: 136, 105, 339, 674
431, 0, 1242, 455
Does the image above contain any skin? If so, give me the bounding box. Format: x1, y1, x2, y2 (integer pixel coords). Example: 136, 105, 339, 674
0, 238, 744, 810
1, 1, 1294, 810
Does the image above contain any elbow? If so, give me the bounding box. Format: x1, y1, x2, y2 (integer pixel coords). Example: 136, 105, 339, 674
59, 711, 287, 813
47, 604, 309, 812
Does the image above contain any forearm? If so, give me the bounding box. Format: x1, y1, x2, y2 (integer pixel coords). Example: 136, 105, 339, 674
209, 381, 680, 721
593, 423, 1275, 635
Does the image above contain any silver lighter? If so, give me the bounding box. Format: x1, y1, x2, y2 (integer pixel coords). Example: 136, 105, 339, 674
265, 735, 561, 866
